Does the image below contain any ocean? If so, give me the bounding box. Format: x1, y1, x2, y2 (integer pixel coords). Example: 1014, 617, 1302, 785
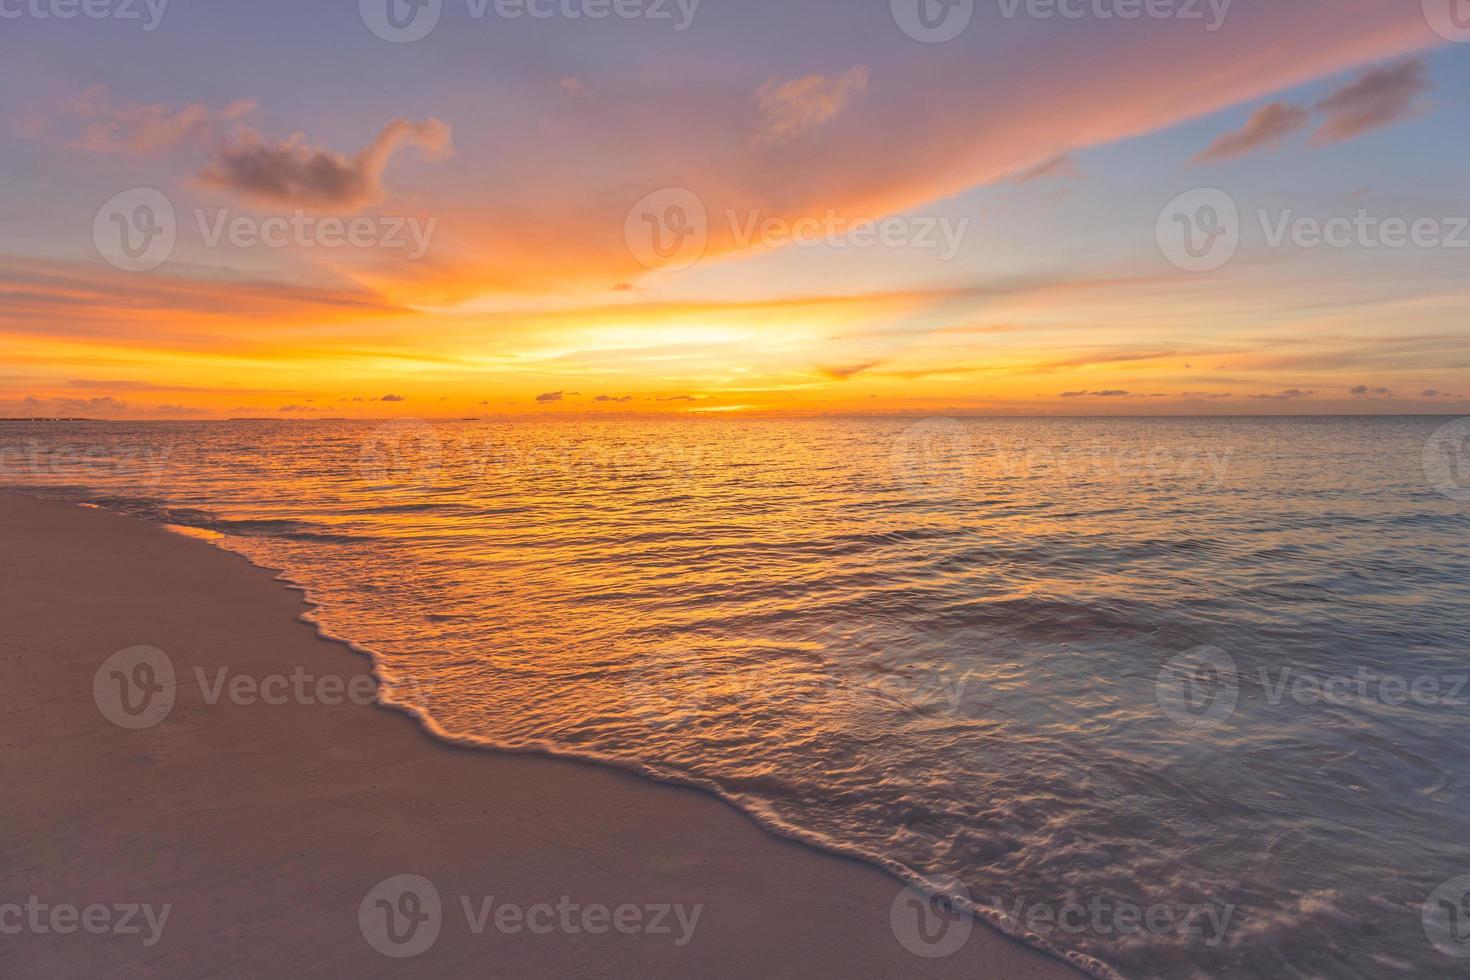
4, 416, 1468, 979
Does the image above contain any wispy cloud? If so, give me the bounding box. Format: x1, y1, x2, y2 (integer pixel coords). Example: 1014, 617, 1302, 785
68, 85, 254, 154
1194, 102, 1311, 163
1011, 154, 1081, 183
754, 67, 869, 144
1312, 58, 1428, 145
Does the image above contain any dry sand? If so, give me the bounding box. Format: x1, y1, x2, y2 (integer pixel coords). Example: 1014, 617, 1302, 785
0, 490, 1083, 978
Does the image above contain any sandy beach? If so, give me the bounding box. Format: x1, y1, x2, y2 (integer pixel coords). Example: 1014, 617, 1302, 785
0, 490, 1081, 979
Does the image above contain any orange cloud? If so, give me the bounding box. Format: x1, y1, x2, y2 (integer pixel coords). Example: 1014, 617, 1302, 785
754, 67, 870, 144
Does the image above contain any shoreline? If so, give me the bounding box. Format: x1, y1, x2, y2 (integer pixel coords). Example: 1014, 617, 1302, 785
0, 490, 1088, 978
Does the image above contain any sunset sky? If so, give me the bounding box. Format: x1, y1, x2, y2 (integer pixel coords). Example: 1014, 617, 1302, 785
2, 0, 1468, 418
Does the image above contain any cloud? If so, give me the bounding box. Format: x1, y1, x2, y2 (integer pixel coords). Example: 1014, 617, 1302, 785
536, 391, 565, 403
1250, 388, 1315, 400
198, 117, 453, 210
1011, 154, 1082, 183
657, 395, 698, 402
560, 76, 587, 96
378, 394, 407, 402
1312, 58, 1428, 145
68, 85, 256, 154
1059, 390, 1131, 398
816, 360, 885, 381
594, 394, 633, 402
1349, 385, 1393, 396
1194, 102, 1312, 163
754, 67, 869, 144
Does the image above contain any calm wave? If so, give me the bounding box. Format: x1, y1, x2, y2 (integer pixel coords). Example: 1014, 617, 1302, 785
5, 416, 1469, 979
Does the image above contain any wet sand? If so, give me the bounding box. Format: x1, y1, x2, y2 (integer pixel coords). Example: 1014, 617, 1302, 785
0, 490, 1083, 978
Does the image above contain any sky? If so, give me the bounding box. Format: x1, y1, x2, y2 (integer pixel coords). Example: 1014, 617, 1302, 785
1, 0, 1468, 418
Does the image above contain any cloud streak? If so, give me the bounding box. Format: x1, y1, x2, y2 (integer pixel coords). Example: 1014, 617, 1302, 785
1194, 102, 1311, 162
1312, 58, 1428, 145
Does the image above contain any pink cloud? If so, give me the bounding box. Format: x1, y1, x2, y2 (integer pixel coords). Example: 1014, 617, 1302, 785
754, 67, 870, 144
